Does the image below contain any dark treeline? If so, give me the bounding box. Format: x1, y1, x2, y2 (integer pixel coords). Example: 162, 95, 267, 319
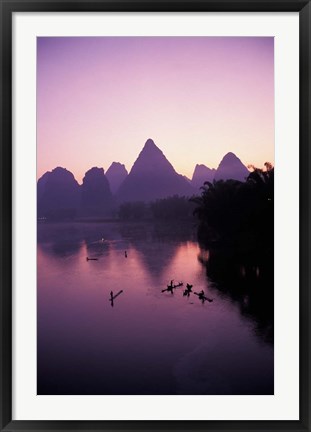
191, 163, 274, 252
193, 164, 274, 343
118, 195, 196, 221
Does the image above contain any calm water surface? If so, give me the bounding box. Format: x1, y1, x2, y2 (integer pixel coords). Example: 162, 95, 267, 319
37, 222, 273, 395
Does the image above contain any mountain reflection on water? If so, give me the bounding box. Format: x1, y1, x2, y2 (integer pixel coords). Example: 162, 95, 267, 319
37, 221, 273, 395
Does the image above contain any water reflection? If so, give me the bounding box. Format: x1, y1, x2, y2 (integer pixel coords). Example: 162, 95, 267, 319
37, 222, 273, 395
38, 224, 84, 257
198, 244, 274, 344
119, 222, 195, 280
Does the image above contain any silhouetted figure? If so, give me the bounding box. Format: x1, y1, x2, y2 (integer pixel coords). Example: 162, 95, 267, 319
167, 285, 174, 294
162, 282, 174, 294
183, 283, 193, 297
199, 291, 206, 303
110, 291, 114, 307
109, 290, 123, 307
86, 257, 98, 261
125, 251, 127, 258
162, 279, 184, 294
194, 290, 213, 303
194, 290, 206, 303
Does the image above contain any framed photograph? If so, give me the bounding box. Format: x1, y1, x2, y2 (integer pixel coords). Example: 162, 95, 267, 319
1, 1, 310, 431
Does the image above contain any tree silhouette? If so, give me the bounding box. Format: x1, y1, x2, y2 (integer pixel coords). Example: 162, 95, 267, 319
191, 164, 274, 251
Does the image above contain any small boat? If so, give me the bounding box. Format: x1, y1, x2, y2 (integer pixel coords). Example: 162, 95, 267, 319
194, 291, 213, 303
109, 290, 123, 307
183, 283, 193, 297
162, 285, 174, 294
173, 282, 183, 288
86, 257, 98, 261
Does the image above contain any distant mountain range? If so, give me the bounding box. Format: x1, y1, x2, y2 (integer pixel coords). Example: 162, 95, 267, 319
191, 164, 216, 191
38, 167, 80, 220
80, 167, 114, 217
214, 152, 249, 182
37, 138, 250, 219
191, 152, 249, 191
105, 162, 128, 194
116, 139, 194, 202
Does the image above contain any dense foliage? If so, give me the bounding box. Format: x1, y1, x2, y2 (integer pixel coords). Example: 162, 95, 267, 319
191, 163, 274, 252
192, 164, 274, 343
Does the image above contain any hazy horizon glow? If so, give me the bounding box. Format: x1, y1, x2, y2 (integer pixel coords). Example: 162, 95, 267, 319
37, 37, 274, 184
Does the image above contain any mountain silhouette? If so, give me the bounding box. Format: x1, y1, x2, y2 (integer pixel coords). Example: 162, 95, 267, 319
116, 139, 195, 202
191, 164, 216, 190
37, 167, 80, 220
37, 171, 51, 201
80, 167, 115, 217
37, 147, 252, 219
106, 162, 128, 194
214, 152, 249, 182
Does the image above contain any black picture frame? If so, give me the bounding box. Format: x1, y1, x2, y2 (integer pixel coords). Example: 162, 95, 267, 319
1, 0, 310, 431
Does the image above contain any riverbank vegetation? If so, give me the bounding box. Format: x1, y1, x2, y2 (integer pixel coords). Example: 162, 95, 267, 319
191, 163, 274, 252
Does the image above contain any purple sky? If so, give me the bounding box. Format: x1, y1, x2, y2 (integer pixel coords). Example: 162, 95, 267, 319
37, 37, 274, 184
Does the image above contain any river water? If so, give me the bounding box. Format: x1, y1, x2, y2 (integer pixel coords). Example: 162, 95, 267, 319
37, 221, 273, 395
